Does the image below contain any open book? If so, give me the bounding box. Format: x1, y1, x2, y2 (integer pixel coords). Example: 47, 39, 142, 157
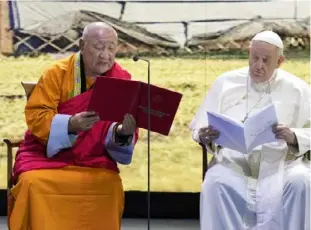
207, 104, 278, 154
87, 77, 183, 136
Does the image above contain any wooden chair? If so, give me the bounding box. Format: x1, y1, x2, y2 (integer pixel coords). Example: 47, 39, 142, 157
3, 82, 37, 190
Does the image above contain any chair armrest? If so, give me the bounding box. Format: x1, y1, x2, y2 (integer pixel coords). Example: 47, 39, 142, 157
3, 138, 22, 189
3, 139, 23, 148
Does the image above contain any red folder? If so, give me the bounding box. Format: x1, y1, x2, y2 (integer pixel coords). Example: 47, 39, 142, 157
87, 77, 183, 136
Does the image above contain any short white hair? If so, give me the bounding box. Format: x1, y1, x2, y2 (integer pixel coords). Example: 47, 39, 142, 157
81, 22, 117, 40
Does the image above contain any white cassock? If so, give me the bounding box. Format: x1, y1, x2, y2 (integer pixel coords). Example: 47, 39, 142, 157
190, 66, 310, 230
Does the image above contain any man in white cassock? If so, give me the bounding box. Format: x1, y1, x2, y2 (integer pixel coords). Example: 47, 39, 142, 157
190, 30, 310, 230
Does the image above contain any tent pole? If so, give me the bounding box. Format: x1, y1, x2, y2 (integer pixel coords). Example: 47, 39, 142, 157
0, 0, 13, 55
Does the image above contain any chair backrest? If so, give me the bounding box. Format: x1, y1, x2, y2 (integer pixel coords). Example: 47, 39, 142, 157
21, 82, 37, 99
5, 81, 38, 190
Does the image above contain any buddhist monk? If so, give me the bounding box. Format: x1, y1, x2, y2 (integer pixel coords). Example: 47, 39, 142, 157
190, 31, 310, 230
8, 22, 139, 230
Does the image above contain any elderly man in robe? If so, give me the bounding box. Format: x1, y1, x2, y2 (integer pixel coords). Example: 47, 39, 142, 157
8, 22, 139, 230
190, 31, 310, 230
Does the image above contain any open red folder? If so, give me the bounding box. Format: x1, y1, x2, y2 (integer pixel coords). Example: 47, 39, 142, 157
87, 77, 183, 136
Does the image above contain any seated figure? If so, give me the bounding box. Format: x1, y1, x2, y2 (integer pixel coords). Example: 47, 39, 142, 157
8, 22, 139, 230
190, 31, 310, 230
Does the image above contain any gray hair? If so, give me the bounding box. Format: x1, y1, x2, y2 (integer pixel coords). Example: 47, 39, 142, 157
81, 22, 117, 40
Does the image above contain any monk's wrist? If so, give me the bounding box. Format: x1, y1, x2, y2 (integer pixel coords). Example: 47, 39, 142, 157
113, 123, 133, 146
67, 116, 77, 134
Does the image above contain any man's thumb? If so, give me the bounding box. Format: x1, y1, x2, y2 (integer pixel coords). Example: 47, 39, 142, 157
81, 111, 96, 117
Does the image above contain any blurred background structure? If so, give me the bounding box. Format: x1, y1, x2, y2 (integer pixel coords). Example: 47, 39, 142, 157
0, 0, 310, 57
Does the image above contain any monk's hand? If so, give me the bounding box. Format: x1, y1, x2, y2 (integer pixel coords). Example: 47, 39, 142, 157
272, 123, 298, 145
117, 114, 136, 136
68, 111, 100, 133
198, 125, 220, 145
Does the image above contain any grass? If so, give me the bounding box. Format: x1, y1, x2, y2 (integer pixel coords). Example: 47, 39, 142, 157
0, 54, 309, 192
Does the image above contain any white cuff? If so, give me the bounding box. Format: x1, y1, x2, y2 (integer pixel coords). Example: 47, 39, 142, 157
291, 128, 310, 157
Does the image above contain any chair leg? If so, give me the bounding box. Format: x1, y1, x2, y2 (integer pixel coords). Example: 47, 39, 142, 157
3, 139, 13, 190
201, 143, 208, 181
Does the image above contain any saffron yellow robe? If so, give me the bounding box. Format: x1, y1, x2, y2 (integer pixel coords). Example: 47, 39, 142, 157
9, 53, 134, 230
25, 54, 95, 143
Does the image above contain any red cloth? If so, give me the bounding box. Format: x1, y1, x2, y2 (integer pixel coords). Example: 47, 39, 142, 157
13, 62, 138, 184
88, 77, 183, 136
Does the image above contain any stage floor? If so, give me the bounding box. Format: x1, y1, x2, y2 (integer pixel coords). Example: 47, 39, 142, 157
0, 217, 200, 230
